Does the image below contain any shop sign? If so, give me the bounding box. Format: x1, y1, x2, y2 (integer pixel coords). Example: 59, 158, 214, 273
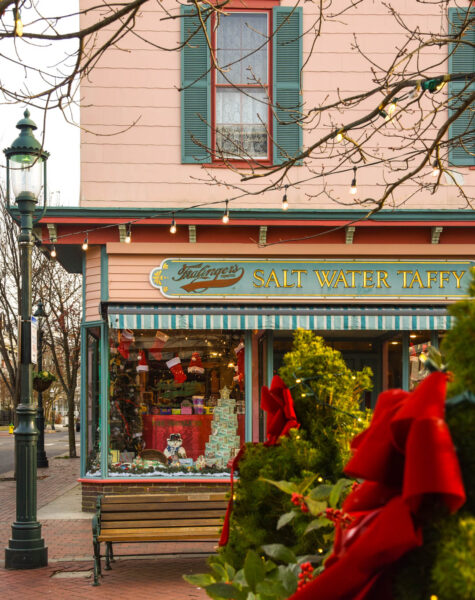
149, 259, 473, 300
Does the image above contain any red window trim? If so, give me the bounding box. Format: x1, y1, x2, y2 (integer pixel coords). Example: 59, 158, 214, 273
209, 7, 274, 167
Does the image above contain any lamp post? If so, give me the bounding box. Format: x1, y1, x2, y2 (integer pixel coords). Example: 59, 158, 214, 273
4, 109, 48, 569
34, 301, 49, 468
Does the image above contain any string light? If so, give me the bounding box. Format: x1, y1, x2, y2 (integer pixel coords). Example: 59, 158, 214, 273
13, 8, 23, 37
222, 201, 230, 224
50, 245, 57, 259
81, 234, 88, 251
124, 224, 132, 243
282, 186, 289, 211
170, 214, 177, 234
432, 160, 440, 177
386, 99, 398, 120
335, 129, 344, 142
349, 167, 357, 195
379, 107, 388, 120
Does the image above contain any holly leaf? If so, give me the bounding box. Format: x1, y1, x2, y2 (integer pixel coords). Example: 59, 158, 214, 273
277, 565, 299, 595
305, 498, 327, 515
183, 573, 216, 587
329, 478, 351, 508
261, 543, 297, 564
260, 478, 299, 495
206, 582, 242, 599
304, 516, 333, 535
244, 550, 265, 591
277, 511, 296, 530
308, 485, 333, 500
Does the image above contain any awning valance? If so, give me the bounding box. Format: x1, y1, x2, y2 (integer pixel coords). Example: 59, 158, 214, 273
106, 304, 453, 331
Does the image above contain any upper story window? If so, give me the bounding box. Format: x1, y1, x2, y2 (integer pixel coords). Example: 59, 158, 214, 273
181, 5, 302, 166
214, 12, 270, 161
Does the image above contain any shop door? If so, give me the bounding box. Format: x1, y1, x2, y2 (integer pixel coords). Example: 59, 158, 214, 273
342, 352, 381, 408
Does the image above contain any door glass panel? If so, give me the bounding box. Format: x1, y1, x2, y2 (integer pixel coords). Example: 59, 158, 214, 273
85, 327, 101, 474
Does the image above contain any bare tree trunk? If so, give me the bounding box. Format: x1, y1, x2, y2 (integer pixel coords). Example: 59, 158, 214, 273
67, 390, 77, 458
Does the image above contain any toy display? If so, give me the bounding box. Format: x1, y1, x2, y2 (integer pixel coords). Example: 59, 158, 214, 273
101, 329, 246, 478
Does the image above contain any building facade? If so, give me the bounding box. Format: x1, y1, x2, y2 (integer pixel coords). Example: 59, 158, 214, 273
37, 1, 474, 508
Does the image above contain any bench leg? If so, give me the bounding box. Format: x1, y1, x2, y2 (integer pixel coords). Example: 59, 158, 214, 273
105, 542, 113, 570
93, 540, 102, 586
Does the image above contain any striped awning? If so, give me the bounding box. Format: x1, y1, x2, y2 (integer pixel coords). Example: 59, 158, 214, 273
106, 305, 454, 331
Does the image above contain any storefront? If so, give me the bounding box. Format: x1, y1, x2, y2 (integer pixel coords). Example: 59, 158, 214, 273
77, 250, 471, 508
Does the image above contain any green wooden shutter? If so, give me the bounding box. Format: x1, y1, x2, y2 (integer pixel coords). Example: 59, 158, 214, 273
273, 6, 302, 165
448, 7, 475, 166
181, 6, 211, 163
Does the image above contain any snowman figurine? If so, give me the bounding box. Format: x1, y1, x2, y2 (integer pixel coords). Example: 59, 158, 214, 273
163, 433, 187, 465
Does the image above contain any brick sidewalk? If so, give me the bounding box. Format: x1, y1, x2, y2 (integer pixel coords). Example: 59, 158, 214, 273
0, 454, 214, 598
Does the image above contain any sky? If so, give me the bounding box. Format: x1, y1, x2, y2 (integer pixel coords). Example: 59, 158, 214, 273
0, 1, 80, 207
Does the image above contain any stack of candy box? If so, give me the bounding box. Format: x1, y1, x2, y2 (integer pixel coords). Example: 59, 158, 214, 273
204, 387, 241, 468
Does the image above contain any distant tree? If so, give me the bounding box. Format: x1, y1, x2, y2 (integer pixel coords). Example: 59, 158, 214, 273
0, 189, 81, 456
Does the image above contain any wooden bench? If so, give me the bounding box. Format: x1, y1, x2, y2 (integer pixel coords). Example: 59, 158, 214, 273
92, 492, 227, 585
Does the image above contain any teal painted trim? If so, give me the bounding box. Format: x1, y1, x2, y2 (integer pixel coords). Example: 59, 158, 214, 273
244, 331, 253, 442
82, 254, 86, 323
31, 206, 475, 222
100, 321, 109, 478
402, 331, 410, 391
431, 330, 439, 350
79, 324, 88, 477
266, 330, 274, 386
100, 246, 108, 302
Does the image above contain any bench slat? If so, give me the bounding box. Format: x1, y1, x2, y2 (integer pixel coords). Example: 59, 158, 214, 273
98, 527, 221, 542
102, 518, 222, 529
102, 493, 226, 504
101, 509, 224, 521
101, 501, 227, 513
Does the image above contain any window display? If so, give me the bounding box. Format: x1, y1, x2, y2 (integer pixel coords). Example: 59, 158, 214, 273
86, 329, 246, 477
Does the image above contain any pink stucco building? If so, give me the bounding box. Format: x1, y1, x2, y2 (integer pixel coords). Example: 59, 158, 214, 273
37, 1, 474, 506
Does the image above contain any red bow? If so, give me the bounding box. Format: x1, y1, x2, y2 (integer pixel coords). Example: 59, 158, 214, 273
261, 375, 300, 445
289, 372, 466, 600
219, 376, 299, 547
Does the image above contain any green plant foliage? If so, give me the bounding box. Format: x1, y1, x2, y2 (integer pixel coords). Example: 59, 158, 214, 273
219, 432, 331, 567
393, 270, 475, 599
441, 267, 475, 396
279, 330, 373, 464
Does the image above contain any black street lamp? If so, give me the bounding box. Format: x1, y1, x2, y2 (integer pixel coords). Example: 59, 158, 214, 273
4, 110, 48, 569
34, 301, 49, 468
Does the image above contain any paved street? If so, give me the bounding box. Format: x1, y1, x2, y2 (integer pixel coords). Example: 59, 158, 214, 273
0, 429, 78, 475
0, 447, 213, 599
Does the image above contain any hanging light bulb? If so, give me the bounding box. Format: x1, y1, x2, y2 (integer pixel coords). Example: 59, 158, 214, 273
170, 214, 177, 234
349, 167, 357, 195
282, 186, 289, 211
124, 224, 132, 243
432, 160, 440, 177
222, 201, 230, 224
379, 107, 388, 120
82, 234, 89, 251
50, 245, 57, 259
335, 130, 344, 142
13, 8, 23, 37
386, 99, 397, 120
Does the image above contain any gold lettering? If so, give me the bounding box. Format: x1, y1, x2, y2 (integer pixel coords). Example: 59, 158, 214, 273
253, 269, 265, 288
409, 271, 425, 288
397, 270, 412, 288
376, 271, 390, 288
333, 270, 349, 288
265, 269, 281, 288
314, 270, 337, 288
363, 271, 374, 288
439, 271, 450, 288
452, 271, 465, 289
291, 270, 307, 288
282, 270, 295, 288
347, 270, 361, 287
426, 271, 438, 288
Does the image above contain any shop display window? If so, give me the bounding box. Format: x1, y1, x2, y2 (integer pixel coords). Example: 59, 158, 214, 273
86, 329, 246, 477
85, 327, 101, 474
408, 335, 432, 390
